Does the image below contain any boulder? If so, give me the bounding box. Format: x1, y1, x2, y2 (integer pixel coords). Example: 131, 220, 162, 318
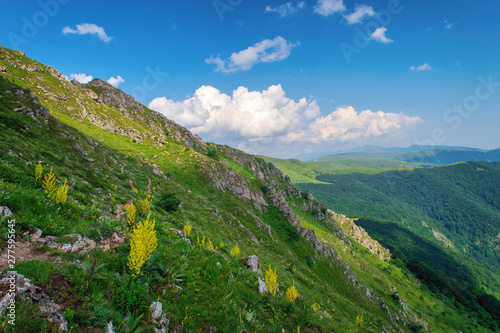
0, 206, 12, 217
245, 255, 260, 273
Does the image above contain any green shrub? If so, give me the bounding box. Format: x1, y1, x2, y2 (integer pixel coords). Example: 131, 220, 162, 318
114, 277, 148, 313
156, 192, 181, 213
206, 147, 219, 161
92, 303, 112, 328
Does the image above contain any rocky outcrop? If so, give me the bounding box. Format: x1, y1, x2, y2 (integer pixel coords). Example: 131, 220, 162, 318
0, 272, 68, 331
333, 212, 391, 261
200, 162, 267, 209
245, 255, 260, 273
432, 229, 454, 248
266, 189, 345, 265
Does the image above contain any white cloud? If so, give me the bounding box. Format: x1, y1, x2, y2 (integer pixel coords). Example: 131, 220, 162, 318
69, 73, 93, 84
285, 106, 422, 143
314, 0, 346, 16
443, 19, 458, 30
410, 63, 432, 71
149, 85, 422, 156
62, 23, 112, 42
206, 36, 297, 73
370, 27, 393, 43
107, 75, 125, 87
149, 85, 319, 139
343, 5, 375, 24
265, 2, 306, 17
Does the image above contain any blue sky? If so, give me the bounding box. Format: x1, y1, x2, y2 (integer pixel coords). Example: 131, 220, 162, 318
2, 0, 500, 158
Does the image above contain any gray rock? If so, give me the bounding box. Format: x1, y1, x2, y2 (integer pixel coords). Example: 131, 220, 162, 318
60, 243, 72, 253
150, 301, 169, 333
245, 255, 260, 273
258, 276, 268, 295
71, 241, 87, 253
0, 206, 12, 217
0, 272, 68, 331
106, 321, 115, 333
63, 234, 82, 241
31, 228, 43, 242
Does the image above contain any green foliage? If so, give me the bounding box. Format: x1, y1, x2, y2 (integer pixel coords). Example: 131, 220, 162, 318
114, 277, 149, 313
92, 304, 112, 328
156, 192, 181, 213
206, 147, 219, 160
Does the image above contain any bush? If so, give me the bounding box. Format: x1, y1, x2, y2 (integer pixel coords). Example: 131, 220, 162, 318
206, 147, 219, 161
157, 192, 181, 213
92, 304, 112, 328
114, 277, 148, 313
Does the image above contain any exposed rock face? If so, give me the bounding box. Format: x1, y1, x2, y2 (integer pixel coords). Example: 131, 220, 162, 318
432, 229, 454, 248
0, 272, 68, 331
77, 79, 205, 151
200, 162, 267, 209
266, 189, 345, 265
0, 76, 50, 119
333, 212, 391, 261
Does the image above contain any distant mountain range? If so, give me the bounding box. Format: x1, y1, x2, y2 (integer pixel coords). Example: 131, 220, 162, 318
304, 146, 500, 165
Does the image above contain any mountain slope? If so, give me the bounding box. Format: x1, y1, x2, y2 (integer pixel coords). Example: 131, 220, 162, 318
0, 45, 496, 332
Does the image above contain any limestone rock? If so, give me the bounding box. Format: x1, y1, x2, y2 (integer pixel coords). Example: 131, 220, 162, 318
0, 272, 68, 331
0, 206, 12, 217
31, 228, 43, 242
245, 255, 260, 273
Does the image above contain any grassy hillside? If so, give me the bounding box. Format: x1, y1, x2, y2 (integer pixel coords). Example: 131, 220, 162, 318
0, 45, 497, 332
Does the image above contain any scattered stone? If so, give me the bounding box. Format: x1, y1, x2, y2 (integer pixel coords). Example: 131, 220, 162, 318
216, 262, 222, 268
150, 301, 169, 333
258, 276, 268, 295
71, 241, 86, 253
245, 255, 260, 273
0, 66, 7, 73
169, 228, 191, 245
31, 228, 43, 242
0, 272, 68, 331
106, 320, 115, 333
0, 206, 12, 217
60, 243, 72, 253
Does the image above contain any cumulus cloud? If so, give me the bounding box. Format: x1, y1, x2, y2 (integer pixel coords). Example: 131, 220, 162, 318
410, 63, 432, 71
370, 27, 393, 43
343, 5, 375, 24
62, 23, 112, 42
148, 85, 422, 156
149, 84, 319, 139
69, 73, 93, 84
206, 36, 297, 73
107, 75, 125, 87
265, 2, 306, 17
314, 0, 345, 16
285, 106, 422, 143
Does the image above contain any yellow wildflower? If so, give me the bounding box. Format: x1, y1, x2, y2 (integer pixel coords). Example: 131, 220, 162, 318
42, 166, 56, 197
53, 179, 68, 204
230, 244, 240, 258
137, 197, 150, 215
286, 281, 299, 303
265, 264, 278, 296
34, 162, 43, 181
127, 213, 157, 276
125, 201, 136, 227
183, 222, 192, 237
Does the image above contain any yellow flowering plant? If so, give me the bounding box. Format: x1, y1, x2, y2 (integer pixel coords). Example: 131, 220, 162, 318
286, 281, 299, 303
42, 166, 56, 196
53, 179, 69, 204
127, 213, 157, 277
265, 264, 278, 296
125, 201, 136, 227
230, 244, 240, 258
183, 222, 192, 237
34, 162, 43, 181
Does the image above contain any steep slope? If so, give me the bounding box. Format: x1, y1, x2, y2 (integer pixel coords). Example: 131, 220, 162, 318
0, 45, 495, 332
